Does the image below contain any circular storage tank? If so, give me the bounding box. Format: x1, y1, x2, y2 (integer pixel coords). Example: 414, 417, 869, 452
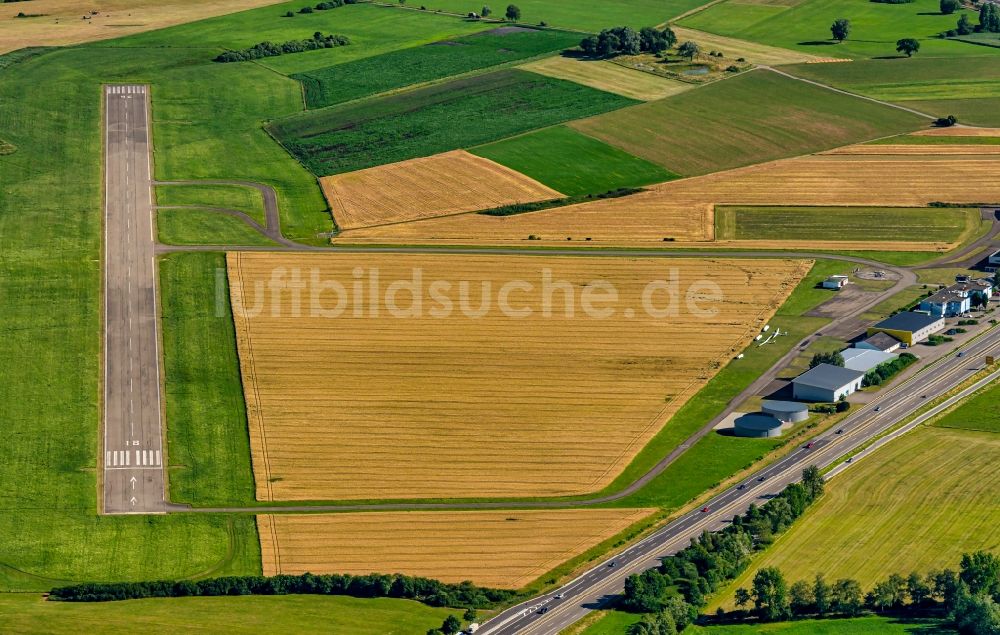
734, 413, 784, 438
761, 400, 809, 423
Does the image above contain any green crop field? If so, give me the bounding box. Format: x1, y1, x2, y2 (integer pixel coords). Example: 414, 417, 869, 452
571, 69, 924, 175
679, 0, 999, 59
870, 134, 1000, 145
269, 69, 635, 175
709, 426, 1000, 610
110, 2, 494, 75
578, 612, 945, 634
933, 379, 1000, 434
156, 210, 278, 247
390, 0, 703, 32
160, 253, 262, 507
295, 28, 581, 108
470, 125, 678, 195
715, 206, 978, 242
0, 44, 263, 591
688, 617, 950, 634
783, 56, 1000, 126
0, 593, 454, 634
156, 184, 267, 226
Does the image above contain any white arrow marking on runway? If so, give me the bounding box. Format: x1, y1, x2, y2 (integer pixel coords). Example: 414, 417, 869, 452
130, 476, 137, 490
130, 496, 137, 506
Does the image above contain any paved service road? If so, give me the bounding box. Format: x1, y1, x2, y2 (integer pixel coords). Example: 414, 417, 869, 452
480, 326, 1000, 635
103, 84, 166, 514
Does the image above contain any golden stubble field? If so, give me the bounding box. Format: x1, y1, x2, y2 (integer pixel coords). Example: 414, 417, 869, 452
228, 252, 810, 501
520, 56, 693, 101
334, 154, 1000, 248
0, 0, 284, 53
320, 150, 563, 230
258, 508, 655, 588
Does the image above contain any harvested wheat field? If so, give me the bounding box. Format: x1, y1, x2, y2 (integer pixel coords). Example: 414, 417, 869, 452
258, 508, 654, 588
0, 0, 283, 53
823, 144, 1000, 155
320, 150, 563, 230
229, 252, 809, 501
521, 56, 692, 101
335, 155, 1000, 247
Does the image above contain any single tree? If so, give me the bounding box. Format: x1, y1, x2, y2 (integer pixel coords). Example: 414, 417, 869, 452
505, 3, 520, 21
831, 578, 864, 616
618, 26, 642, 55
580, 35, 599, 56
956, 13, 973, 34
831, 18, 851, 42
639, 26, 674, 53
752, 567, 791, 621
981, 3, 1000, 32
896, 38, 920, 57
940, 0, 959, 14
814, 574, 831, 616
960, 551, 1000, 596
597, 31, 622, 57
789, 580, 814, 615
809, 351, 845, 368
481, 5, 491, 15
734, 587, 752, 608
463, 607, 478, 622
907, 572, 932, 606
441, 615, 462, 635
678, 40, 700, 60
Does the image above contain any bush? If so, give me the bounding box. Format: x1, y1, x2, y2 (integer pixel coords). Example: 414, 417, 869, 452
935, 115, 958, 127
726, 65, 740, 72
299, 5, 314, 13
835, 400, 851, 413
283, 10, 294, 16
940, 0, 960, 14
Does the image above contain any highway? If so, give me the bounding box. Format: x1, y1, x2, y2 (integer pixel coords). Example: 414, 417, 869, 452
102, 84, 166, 514
479, 325, 1000, 635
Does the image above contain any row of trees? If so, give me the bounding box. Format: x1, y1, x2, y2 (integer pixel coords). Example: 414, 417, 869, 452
214, 32, 350, 62
579, 26, 678, 58
862, 352, 916, 387
728, 551, 1000, 634
621, 467, 826, 628
49, 572, 516, 609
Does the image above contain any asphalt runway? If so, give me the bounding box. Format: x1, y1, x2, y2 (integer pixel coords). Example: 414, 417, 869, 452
102, 84, 166, 514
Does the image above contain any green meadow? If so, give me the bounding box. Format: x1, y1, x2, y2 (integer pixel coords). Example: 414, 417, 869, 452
470, 125, 678, 195
0, 593, 454, 634
571, 69, 924, 175
715, 206, 978, 243
388, 0, 702, 32
785, 56, 1000, 125
680, 0, 998, 59
110, 1, 493, 75
156, 184, 267, 226
157, 210, 277, 246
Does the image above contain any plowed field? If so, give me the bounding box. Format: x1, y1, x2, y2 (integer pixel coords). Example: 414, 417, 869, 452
228, 252, 809, 501
258, 509, 655, 588
320, 150, 562, 230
